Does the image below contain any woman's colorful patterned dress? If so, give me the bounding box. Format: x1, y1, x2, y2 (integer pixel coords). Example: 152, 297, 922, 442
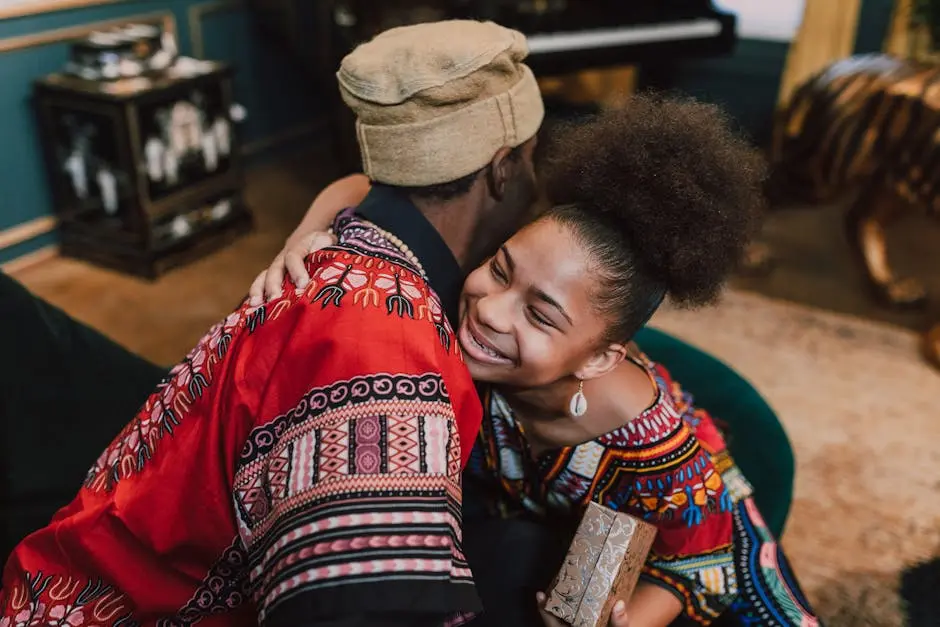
465, 351, 820, 626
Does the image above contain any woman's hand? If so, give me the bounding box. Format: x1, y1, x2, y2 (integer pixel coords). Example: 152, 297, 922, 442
247, 230, 336, 306
246, 174, 370, 306
536, 592, 630, 627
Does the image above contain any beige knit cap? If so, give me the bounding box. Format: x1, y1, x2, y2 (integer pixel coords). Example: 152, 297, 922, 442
337, 20, 544, 187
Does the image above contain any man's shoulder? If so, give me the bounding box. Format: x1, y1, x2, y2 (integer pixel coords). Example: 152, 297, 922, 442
302, 248, 451, 331
238, 249, 461, 376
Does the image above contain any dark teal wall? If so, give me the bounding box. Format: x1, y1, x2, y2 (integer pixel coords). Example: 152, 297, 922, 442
854, 0, 894, 54
193, 3, 321, 147
640, 0, 894, 147
0, 0, 323, 265
639, 38, 790, 147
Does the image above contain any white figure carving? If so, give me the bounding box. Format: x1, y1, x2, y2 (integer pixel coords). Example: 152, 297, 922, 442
167, 100, 201, 155
212, 117, 231, 156
145, 89, 229, 185
210, 199, 232, 220
229, 104, 247, 123
144, 136, 165, 181
164, 148, 179, 185
201, 131, 219, 171
63, 150, 88, 199
97, 166, 118, 215
170, 215, 191, 239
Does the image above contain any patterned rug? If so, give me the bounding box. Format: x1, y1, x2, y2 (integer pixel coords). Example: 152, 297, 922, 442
649, 289, 940, 627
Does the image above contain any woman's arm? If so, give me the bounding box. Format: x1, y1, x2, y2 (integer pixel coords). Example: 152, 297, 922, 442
248, 174, 371, 304
285, 174, 370, 248
623, 582, 683, 627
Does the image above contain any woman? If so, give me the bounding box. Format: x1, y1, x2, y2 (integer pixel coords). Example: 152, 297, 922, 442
258, 96, 819, 627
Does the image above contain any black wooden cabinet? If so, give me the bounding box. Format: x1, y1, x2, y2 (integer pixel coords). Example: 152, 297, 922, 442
33, 59, 252, 278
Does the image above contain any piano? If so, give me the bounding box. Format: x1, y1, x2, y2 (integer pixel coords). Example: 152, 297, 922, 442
247, 0, 737, 169
461, 1, 735, 75
249, 1, 736, 77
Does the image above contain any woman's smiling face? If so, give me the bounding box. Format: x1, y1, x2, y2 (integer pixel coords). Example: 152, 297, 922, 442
457, 216, 612, 387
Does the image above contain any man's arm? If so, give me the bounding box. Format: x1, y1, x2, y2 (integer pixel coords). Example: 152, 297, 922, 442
234, 276, 482, 626
248, 174, 371, 304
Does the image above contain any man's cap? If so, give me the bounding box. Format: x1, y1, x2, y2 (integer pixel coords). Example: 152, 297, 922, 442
337, 20, 544, 186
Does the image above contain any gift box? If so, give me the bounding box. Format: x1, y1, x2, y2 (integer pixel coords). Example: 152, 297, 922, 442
545, 502, 657, 627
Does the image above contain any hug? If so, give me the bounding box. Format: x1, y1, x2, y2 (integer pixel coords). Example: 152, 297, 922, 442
1, 19, 818, 627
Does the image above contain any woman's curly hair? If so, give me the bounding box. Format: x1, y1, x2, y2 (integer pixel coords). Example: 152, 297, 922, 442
537, 93, 766, 341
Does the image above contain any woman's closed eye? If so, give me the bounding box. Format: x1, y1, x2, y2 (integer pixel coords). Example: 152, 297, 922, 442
527, 306, 556, 329
490, 258, 508, 283
488, 248, 566, 331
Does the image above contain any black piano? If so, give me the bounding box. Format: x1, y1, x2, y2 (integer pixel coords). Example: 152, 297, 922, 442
247, 0, 738, 169
464, 1, 735, 75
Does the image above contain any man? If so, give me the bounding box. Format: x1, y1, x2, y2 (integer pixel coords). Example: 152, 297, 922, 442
2, 20, 544, 627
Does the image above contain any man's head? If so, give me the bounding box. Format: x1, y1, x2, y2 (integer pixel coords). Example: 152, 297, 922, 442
337, 20, 543, 266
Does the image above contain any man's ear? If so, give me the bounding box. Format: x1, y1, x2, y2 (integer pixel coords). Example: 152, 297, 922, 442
575, 343, 628, 381
485, 146, 516, 201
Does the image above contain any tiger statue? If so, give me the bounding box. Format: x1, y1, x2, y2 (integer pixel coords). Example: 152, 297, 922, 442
767, 53, 940, 369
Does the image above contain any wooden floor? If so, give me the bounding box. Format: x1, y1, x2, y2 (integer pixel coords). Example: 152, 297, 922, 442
10, 148, 940, 366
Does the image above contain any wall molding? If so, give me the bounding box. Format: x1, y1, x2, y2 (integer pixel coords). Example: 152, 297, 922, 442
0, 10, 175, 52
0, 0, 141, 22
0, 216, 57, 250
0, 244, 58, 274
188, 0, 244, 59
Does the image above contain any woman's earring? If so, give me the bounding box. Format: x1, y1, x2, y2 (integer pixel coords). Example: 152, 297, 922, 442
569, 379, 588, 418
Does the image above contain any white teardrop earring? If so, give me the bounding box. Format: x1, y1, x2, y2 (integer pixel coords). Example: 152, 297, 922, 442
569, 379, 588, 418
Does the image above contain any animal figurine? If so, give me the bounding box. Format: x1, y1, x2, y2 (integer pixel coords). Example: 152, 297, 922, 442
768, 53, 940, 370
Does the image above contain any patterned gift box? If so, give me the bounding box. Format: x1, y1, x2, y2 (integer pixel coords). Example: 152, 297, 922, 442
545, 502, 657, 627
